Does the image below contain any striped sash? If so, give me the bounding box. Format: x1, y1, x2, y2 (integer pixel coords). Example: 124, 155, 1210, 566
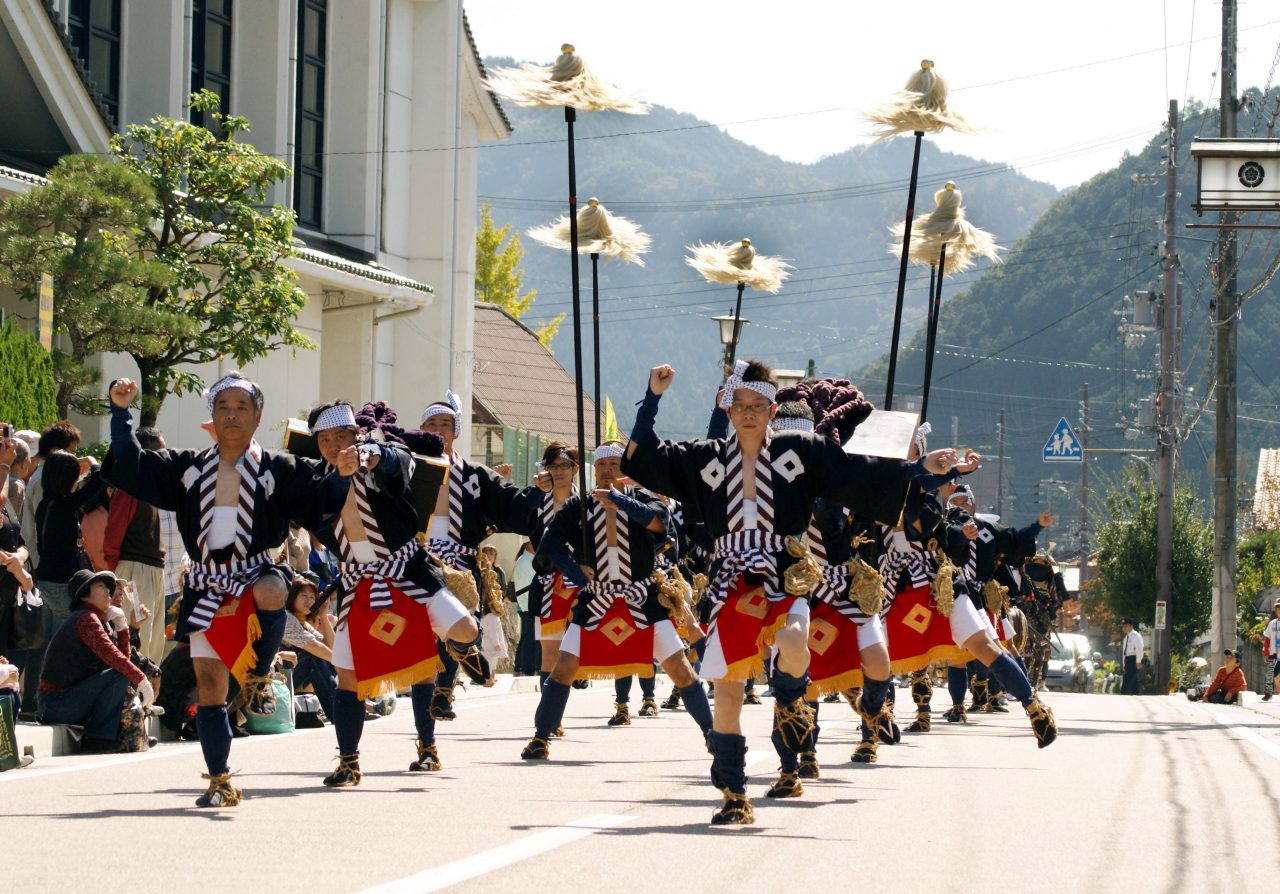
446, 453, 464, 542
334, 539, 430, 628
580, 579, 650, 631
184, 549, 275, 632
194, 441, 262, 561
707, 438, 783, 611
334, 470, 390, 562
590, 499, 632, 583
878, 526, 932, 601
427, 538, 477, 571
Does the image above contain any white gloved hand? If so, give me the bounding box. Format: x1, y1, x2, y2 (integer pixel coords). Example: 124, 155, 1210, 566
105, 605, 129, 634
136, 677, 155, 708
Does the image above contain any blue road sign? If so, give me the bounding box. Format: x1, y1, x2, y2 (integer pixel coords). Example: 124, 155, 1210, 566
1043, 417, 1083, 463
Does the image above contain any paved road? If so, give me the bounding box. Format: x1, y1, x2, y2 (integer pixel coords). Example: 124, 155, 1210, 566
4, 685, 1278, 893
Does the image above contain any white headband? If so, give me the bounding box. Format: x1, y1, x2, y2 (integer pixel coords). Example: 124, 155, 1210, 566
770, 416, 814, 433
311, 404, 357, 433
719, 360, 777, 410
594, 443, 625, 462
204, 374, 263, 413
421, 390, 462, 436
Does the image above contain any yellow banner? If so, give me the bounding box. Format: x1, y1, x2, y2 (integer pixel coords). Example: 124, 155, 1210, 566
604, 397, 619, 442
37, 273, 53, 351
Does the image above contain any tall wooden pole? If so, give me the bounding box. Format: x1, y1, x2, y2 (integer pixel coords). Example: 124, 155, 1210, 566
565, 106, 589, 558
591, 252, 601, 447
1156, 100, 1180, 693
1212, 0, 1239, 659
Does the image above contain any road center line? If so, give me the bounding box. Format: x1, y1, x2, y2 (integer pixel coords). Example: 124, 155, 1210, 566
1202, 706, 1280, 761
356, 813, 634, 893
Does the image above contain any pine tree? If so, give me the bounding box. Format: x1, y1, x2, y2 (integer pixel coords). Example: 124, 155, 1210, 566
474, 204, 564, 349
0, 321, 58, 429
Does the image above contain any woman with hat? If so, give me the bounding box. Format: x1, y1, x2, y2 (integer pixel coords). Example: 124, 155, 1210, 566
36, 568, 154, 752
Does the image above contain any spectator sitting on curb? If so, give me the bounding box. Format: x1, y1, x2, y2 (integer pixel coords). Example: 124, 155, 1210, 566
1189, 650, 1248, 705
36, 569, 155, 753
1, 654, 35, 769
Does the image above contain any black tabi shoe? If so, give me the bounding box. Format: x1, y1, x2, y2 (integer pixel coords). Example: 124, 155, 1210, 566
711, 789, 755, 825
798, 752, 820, 779
241, 674, 277, 717
1025, 699, 1058, 749
429, 686, 456, 721
743, 691, 762, 705
823, 691, 841, 703
638, 697, 660, 717
409, 740, 442, 771
521, 737, 549, 760
943, 705, 968, 724
445, 640, 491, 686
195, 772, 242, 808
876, 710, 901, 745
662, 688, 682, 710
851, 739, 878, 764
323, 754, 362, 787
551, 725, 565, 738
766, 771, 804, 799
773, 699, 817, 753
607, 702, 632, 726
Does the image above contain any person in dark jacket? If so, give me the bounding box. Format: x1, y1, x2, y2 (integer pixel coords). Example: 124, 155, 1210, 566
37, 569, 154, 752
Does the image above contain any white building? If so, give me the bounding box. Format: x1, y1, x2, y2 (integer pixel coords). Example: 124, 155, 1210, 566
0, 0, 509, 452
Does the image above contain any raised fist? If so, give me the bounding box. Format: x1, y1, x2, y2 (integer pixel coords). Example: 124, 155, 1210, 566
649, 365, 675, 395
1039, 512, 1054, 528
110, 378, 138, 409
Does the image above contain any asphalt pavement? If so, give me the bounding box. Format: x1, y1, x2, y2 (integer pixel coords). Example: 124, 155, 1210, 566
3, 682, 1278, 894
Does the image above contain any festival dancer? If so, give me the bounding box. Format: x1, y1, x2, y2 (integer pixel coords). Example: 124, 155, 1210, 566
104, 375, 351, 807
762, 392, 893, 798
924, 481, 1057, 744
303, 401, 480, 785
417, 393, 542, 719
521, 442, 713, 759
621, 361, 955, 824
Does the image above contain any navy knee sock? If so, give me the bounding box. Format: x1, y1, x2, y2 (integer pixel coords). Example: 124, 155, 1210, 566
534, 679, 571, 739
769, 668, 808, 707
947, 666, 969, 706
539, 671, 550, 692
709, 731, 748, 792
859, 676, 891, 737
639, 671, 656, 699
411, 683, 437, 744
332, 689, 364, 755
679, 682, 713, 733
988, 653, 1034, 707
614, 676, 633, 703
249, 608, 287, 677
807, 700, 821, 750
771, 721, 799, 772
195, 705, 233, 776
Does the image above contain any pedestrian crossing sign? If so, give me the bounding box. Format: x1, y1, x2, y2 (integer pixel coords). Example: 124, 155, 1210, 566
1043, 417, 1083, 463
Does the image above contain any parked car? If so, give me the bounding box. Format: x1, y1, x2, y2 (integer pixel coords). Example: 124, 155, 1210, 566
1043, 633, 1094, 692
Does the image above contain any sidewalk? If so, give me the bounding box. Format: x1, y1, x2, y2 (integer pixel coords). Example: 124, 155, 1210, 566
7, 673, 546, 763
1239, 689, 1280, 723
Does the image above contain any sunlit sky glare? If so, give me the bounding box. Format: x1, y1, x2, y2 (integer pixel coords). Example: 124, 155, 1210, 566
466, 0, 1280, 190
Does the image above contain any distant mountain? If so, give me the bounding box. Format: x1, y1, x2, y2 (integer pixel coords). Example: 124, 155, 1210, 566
861, 95, 1280, 533
477, 58, 1059, 439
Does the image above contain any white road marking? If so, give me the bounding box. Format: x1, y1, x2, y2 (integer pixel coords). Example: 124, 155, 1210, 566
356, 813, 634, 893
1202, 706, 1280, 761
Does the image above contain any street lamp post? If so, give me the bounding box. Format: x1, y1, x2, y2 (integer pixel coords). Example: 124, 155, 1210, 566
711, 310, 750, 374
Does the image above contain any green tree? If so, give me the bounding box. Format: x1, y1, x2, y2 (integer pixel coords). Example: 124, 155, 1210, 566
0, 321, 57, 429
111, 90, 312, 425
0, 154, 175, 417
475, 203, 563, 348
1237, 529, 1280, 640
1093, 467, 1213, 651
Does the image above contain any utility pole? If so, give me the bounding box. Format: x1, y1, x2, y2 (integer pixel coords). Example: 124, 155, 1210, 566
1212, 0, 1240, 658
997, 408, 1005, 517
1155, 99, 1180, 694
1079, 383, 1090, 598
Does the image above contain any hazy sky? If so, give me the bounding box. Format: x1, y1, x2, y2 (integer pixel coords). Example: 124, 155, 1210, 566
466, 0, 1280, 190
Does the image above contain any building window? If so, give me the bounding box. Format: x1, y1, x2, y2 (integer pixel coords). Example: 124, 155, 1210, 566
294, 0, 326, 229
191, 0, 233, 127
66, 0, 122, 123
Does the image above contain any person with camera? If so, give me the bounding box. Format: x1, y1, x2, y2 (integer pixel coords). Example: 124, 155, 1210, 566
36, 569, 154, 753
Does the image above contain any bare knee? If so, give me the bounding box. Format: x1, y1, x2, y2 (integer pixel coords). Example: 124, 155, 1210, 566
549, 652, 579, 685
446, 616, 478, 643
336, 668, 358, 691
193, 658, 230, 707
860, 644, 891, 681
963, 633, 1002, 665
662, 655, 696, 688
253, 575, 287, 611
